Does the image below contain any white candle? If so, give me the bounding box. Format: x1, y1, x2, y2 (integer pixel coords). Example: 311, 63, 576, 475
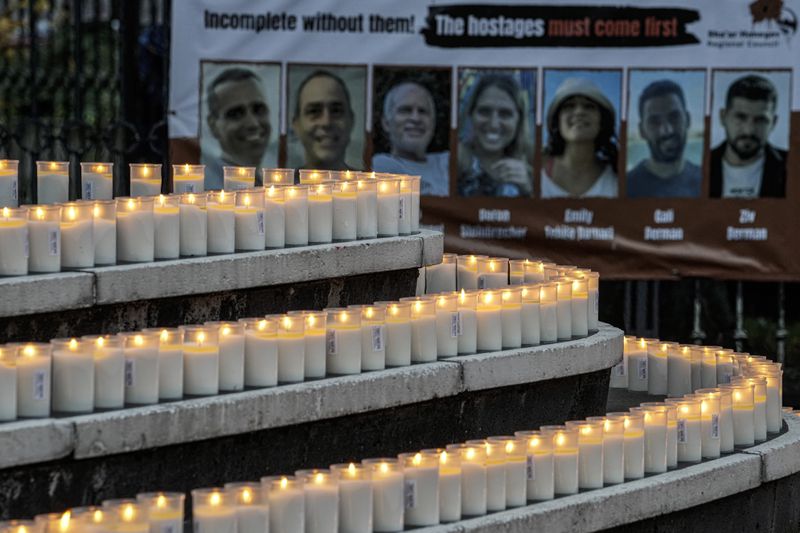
130, 163, 162, 197
265, 476, 305, 533
289, 311, 326, 379
546, 426, 579, 495
233, 190, 266, 251
634, 406, 668, 473
355, 305, 386, 371
739, 376, 768, 442
60, 202, 94, 269
695, 390, 722, 458
0, 346, 17, 421
210, 322, 245, 392
402, 298, 437, 363
377, 178, 400, 237
701, 346, 720, 388
92, 201, 116, 266
83, 335, 125, 409
277, 315, 305, 383
355, 178, 378, 239
717, 387, 735, 453
664, 403, 678, 468
262, 168, 294, 186
0, 207, 28, 275
80, 163, 113, 200
520, 285, 541, 346
690, 346, 703, 392
586, 271, 600, 332
555, 279, 572, 341
748, 364, 782, 433
500, 287, 523, 349
728, 383, 755, 446
265, 185, 286, 248
456, 291, 478, 355
241, 318, 279, 387
117, 197, 155, 263
137, 492, 185, 533
515, 430, 554, 501
489, 437, 527, 508
284, 185, 309, 246
433, 294, 459, 358
571, 278, 589, 338
103, 501, 150, 533
192, 488, 236, 533
326, 308, 362, 375
539, 283, 558, 343
331, 463, 373, 533
145, 328, 183, 400
627, 338, 649, 392
476, 290, 502, 352
173, 164, 205, 193
207, 191, 236, 254
456, 255, 483, 291
447, 444, 486, 516
619, 412, 645, 479
380, 302, 412, 367
179, 193, 208, 257
363, 459, 404, 532
397, 176, 413, 235
308, 182, 333, 244
153, 195, 180, 260
36, 161, 69, 204
597, 416, 625, 485
612, 336, 633, 389
668, 345, 693, 397
223, 166, 256, 191
474, 442, 506, 512
14, 343, 52, 418
299, 169, 330, 185
182, 326, 219, 396
332, 180, 357, 242
120, 332, 160, 405
224, 482, 269, 533
0, 161, 19, 207
28, 205, 61, 272
51, 344, 96, 415
565, 421, 604, 489
477, 257, 508, 289
434, 451, 462, 522
509, 260, 526, 285
717, 351, 735, 385
297, 470, 338, 533
425, 254, 457, 294
399, 452, 439, 527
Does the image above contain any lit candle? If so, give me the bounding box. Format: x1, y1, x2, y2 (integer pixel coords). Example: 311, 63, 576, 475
298, 169, 331, 184
332, 180, 357, 242
0, 346, 18, 421
262, 168, 295, 186
456, 290, 478, 355
233, 189, 266, 251
422, 449, 461, 522
325, 308, 362, 375
406, 176, 421, 233
376, 177, 400, 237
425, 253, 457, 294
514, 430, 554, 501
13, 343, 52, 417
564, 420, 604, 489
51, 338, 94, 413
82, 335, 124, 409
181, 326, 220, 396
538, 283, 558, 343
36, 161, 69, 205
102, 500, 149, 533
542, 425, 579, 495
632, 405, 668, 473
464, 440, 505, 512
596, 415, 625, 485
668, 345, 693, 397
571, 278, 589, 338
521, 260, 544, 284
239, 317, 278, 387
694, 389, 722, 458
308, 182, 333, 244
663, 402, 678, 468
119, 332, 160, 405
476, 257, 508, 289
223, 165, 256, 191
396, 176, 413, 236
398, 452, 440, 526
60, 202, 94, 269
141, 327, 183, 400
207, 190, 236, 254
611, 336, 633, 389
116, 197, 155, 263
353, 304, 386, 371
224, 482, 270, 533
6, 519, 40, 532
701, 346, 721, 388
0, 207, 29, 275
734, 376, 767, 442
264, 185, 286, 248
92, 201, 116, 266
263, 476, 305, 533
716, 350, 735, 385
747, 362, 782, 433
433, 294, 459, 358
476, 290, 502, 352
276, 315, 306, 383
447, 443, 486, 516
508, 259, 526, 285
377, 301, 412, 367
617, 411, 645, 479
284, 185, 309, 246
288, 311, 327, 378
27, 204, 61, 272
179, 193, 208, 257
586, 271, 600, 332
500, 287, 523, 349
296, 470, 338, 533
456, 255, 484, 291
647, 340, 671, 395
207, 321, 245, 392
153, 194, 179, 260
715, 386, 735, 452
687, 345, 703, 392
554, 278, 572, 341
355, 178, 378, 239
80, 162, 113, 200
192, 488, 236, 533
488, 437, 527, 508
726, 382, 755, 446
136, 492, 185, 533
0, 159, 19, 207
362, 459, 404, 532
331, 463, 373, 533
173, 163, 205, 193
400, 297, 437, 362
129, 163, 162, 197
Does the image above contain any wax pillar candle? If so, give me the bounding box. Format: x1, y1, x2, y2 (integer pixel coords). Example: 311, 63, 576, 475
102, 501, 149, 533
13, 343, 51, 418
296, 470, 338, 533
538, 283, 558, 343
136, 492, 185, 533
488, 437, 527, 507
500, 287, 523, 349
456, 255, 484, 290
433, 293, 459, 358
400, 297, 437, 362
82, 335, 124, 409
80, 162, 113, 200
728, 382, 755, 446
476, 290, 502, 352
362, 459, 403, 532
378, 301, 412, 366
224, 482, 270, 533
399, 452, 440, 526
445, 443, 486, 516
59, 202, 94, 269
396, 176, 413, 235
288, 311, 327, 378
35, 511, 74, 532
554, 278, 573, 341
264, 185, 286, 248
119, 332, 160, 404
117, 197, 155, 262
663, 403, 678, 468
330, 463, 373, 533
688, 345, 703, 392
355, 178, 378, 239
307, 182, 333, 244
645, 340, 670, 395
275, 314, 305, 383
611, 336, 634, 389
519, 285, 541, 346
27, 204, 61, 272
284, 185, 309, 246
735, 376, 767, 442
632, 405, 668, 473
173, 164, 205, 193
206, 321, 245, 391
426, 450, 461, 522
48, 338, 94, 414
477, 257, 508, 289
694, 389, 722, 458
456, 290, 478, 355
564, 420, 604, 489
514, 430, 554, 501
152, 194, 179, 260
570, 278, 589, 338
667, 345, 693, 397
464, 440, 505, 512
0, 346, 17, 421
596, 415, 625, 484
425, 253, 457, 294
207, 190, 236, 254
542, 425, 579, 495
701, 346, 721, 388
180, 326, 219, 396
298, 169, 331, 184
377, 177, 400, 237
508, 259, 526, 285
332, 180, 357, 241
264, 476, 305, 533
179, 193, 208, 257
0, 207, 29, 275
717, 351, 735, 385
747, 363, 782, 433
262, 168, 295, 186
91, 200, 116, 265
325, 308, 362, 374
36, 161, 69, 204
192, 488, 236, 533
223, 166, 256, 191
715, 387, 735, 452
407, 175, 421, 233
617, 411, 645, 479
520, 260, 544, 283
667, 397, 706, 464
239, 317, 278, 387
141, 327, 183, 400
0, 159, 19, 207
586, 271, 600, 332
352, 304, 386, 370
129, 163, 163, 197
234, 189, 267, 252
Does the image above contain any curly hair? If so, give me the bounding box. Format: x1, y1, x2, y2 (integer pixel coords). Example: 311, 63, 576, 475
544, 95, 618, 172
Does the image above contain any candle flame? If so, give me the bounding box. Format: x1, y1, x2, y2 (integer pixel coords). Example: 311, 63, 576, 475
196, 331, 206, 344
244, 194, 251, 207
644, 413, 651, 422
282, 317, 292, 330
624, 418, 631, 429
96, 337, 104, 348
348, 462, 356, 476
521, 288, 528, 298
438, 296, 446, 306
489, 260, 496, 272
468, 255, 477, 265
701, 401, 707, 413
505, 441, 515, 453
280, 477, 288, 489
365, 307, 374, 319
638, 338, 647, 349
317, 184, 324, 194
187, 193, 196, 204
341, 181, 349, 191
440, 451, 448, 464
288, 187, 296, 198
556, 433, 565, 446
50, 162, 57, 170
466, 447, 476, 460
160, 329, 169, 342
184, 163, 190, 173
580, 426, 592, 436
483, 292, 493, 305
267, 185, 277, 197
734, 391, 742, 401
604, 420, 611, 432
221, 325, 231, 336
258, 319, 267, 331
142, 166, 150, 178
60, 511, 71, 530
122, 504, 135, 522
2, 207, 8, 218
35, 207, 45, 220
219, 190, 226, 201
459, 289, 466, 303
242, 488, 252, 504
96, 164, 105, 173
134, 334, 144, 346
156, 494, 167, 508
379, 182, 388, 193
339, 311, 348, 323
127, 199, 135, 210
23, 345, 35, 357
502, 290, 511, 301
158, 194, 166, 207
380, 462, 389, 474
315, 473, 324, 484
390, 304, 399, 316
273, 172, 282, 182
210, 492, 222, 506
357, 179, 365, 189
68, 338, 78, 351
307, 314, 316, 328
530, 437, 540, 448
414, 301, 422, 314
92, 510, 103, 523
67, 206, 77, 221
681, 405, 689, 414
93, 205, 100, 218
238, 167, 245, 176
413, 452, 422, 466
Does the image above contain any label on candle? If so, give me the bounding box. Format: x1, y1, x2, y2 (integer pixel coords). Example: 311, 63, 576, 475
185, 183, 195, 193
637, 358, 648, 380
371, 325, 384, 351
49, 229, 60, 255
257, 211, 265, 235
403, 479, 417, 509
720, 371, 731, 384
677, 419, 687, 444
526, 455, 536, 480
450, 312, 459, 338
162, 526, 176, 533
11, 179, 17, 200
456, 311, 464, 336
326, 329, 338, 355
125, 359, 135, 386
84, 181, 94, 199
33, 371, 46, 400
711, 414, 720, 439
613, 361, 627, 377
595, 294, 599, 314
478, 276, 486, 290
24, 237, 29, 257
398, 197, 406, 220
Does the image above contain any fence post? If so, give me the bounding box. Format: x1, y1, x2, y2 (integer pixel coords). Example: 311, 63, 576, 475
777, 282, 787, 364
691, 279, 705, 345
734, 281, 747, 352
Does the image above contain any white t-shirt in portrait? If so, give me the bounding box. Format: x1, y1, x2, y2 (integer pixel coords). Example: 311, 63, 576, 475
722, 157, 764, 198
540, 165, 618, 198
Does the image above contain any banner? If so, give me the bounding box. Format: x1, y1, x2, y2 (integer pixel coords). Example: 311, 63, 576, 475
169, 0, 800, 280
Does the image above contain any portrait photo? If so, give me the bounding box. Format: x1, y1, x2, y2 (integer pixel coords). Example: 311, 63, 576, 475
372, 66, 451, 197
626, 69, 706, 199
455, 68, 536, 198
199, 61, 281, 190
710, 69, 791, 198
541, 69, 622, 199
287, 64, 367, 171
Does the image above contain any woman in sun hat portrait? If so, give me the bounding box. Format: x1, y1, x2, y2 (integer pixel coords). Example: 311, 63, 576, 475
541, 76, 619, 198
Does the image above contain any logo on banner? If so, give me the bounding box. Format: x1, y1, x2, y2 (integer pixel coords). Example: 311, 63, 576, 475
750, 0, 797, 38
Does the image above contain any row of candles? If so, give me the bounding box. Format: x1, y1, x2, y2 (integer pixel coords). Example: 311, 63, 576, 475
0, 258, 598, 420
0, 169, 421, 276
1, 343, 789, 533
